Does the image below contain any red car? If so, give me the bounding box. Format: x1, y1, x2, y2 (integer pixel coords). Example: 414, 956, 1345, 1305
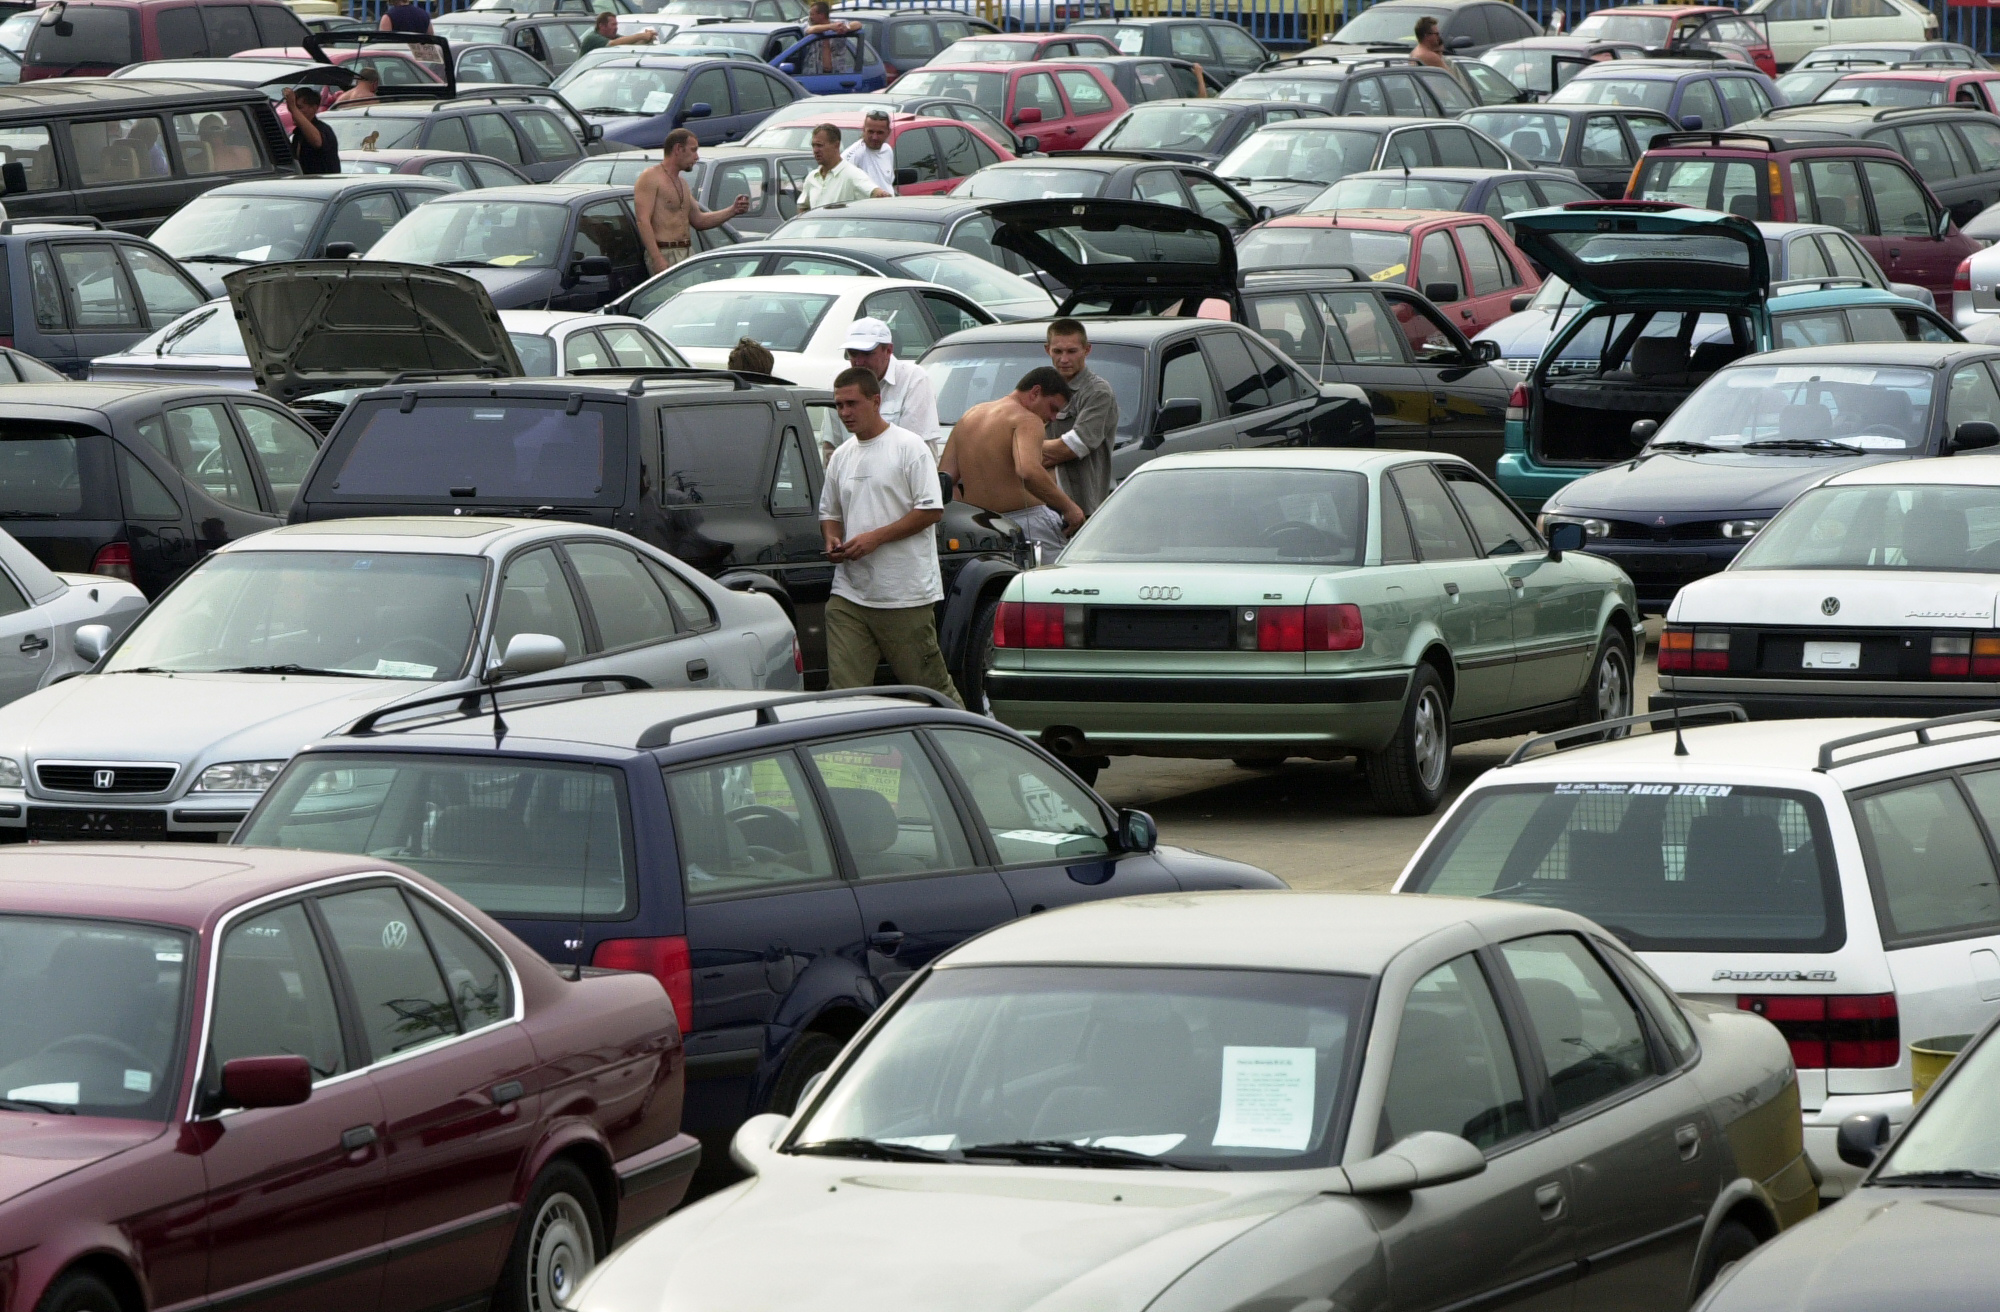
1235, 209, 1542, 335
889, 60, 1130, 150
745, 110, 1015, 194
1572, 4, 1778, 75
1817, 65, 2000, 111
0, 846, 695, 1312
927, 29, 1122, 64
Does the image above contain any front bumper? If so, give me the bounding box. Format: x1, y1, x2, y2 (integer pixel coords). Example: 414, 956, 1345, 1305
0, 793, 255, 843
988, 670, 1409, 756
1651, 678, 2000, 720
1805, 1089, 1913, 1199
1576, 541, 1741, 612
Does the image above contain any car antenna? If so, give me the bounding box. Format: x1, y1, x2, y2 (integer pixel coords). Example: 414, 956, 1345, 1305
470, 591, 508, 745
1670, 692, 1687, 757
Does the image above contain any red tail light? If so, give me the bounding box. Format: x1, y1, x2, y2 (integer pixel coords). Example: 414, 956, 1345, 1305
993, 601, 1066, 648
1506, 383, 1528, 424
792, 637, 803, 674
1658, 626, 1693, 672
1957, 255, 1975, 294
91, 542, 133, 583
1257, 606, 1305, 651
1255, 604, 1364, 652
593, 936, 693, 1037
1739, 993, 1898, 1069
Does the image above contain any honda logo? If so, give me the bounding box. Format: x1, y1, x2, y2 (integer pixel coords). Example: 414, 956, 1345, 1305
1137, 586, 1182, 601
92, 769, 114, 790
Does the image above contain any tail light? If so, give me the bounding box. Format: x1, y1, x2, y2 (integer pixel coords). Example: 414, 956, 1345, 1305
593, 936, 693, 1037
1252, 604, 1364, 652
1660, 628, 1726, 672
993, 601, 1069, 648
1975, 635, 2000, 677
1692, 630, 1729, 671
1739, 993, 1898, 1069
1956, 255, 1975, 295
792, 636, 803, 674
1658, 627, 1691, 671
1933, 632, 1971, 676
1506, 383, 1528, 423
90, 542, 133, 583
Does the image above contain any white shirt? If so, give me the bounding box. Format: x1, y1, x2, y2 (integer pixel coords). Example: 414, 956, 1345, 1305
818, 422, 942, 608
800, 158, 878, 210
877, 354, 941, 456
843, 138, 895, 193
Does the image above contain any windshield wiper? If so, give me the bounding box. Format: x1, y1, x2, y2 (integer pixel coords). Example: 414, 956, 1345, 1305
1641, 440, 1727, 457
438, 259, 498, 268
959, 1139, 1214, 1170
1875, 1168, 2000, 1188
1740, 438, 1869, 454
180, 253, 256, 264
0, 510, 58, 519
1229, 175, 1325, 187
581, 105, 645, 115
788, 1137, 954, 1163
0, 1097, 74, 1115
212, 664, 374, 677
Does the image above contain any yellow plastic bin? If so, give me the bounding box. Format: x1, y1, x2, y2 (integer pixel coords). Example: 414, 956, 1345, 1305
1910, 1034, 1973, 1102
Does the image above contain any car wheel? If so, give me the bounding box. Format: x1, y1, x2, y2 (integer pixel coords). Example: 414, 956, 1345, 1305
34, 1272, 122, 1312
768, 1030, 845, 1114
957, 593, 1002, 715
497, 1162, 603, 1312
1576, 629, 1634, 732
1695, 1218, 1761, 1292
1368, 663, 1451, 815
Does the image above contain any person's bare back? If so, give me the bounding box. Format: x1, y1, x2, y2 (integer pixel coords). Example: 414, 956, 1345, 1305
944, 396, 1047, 514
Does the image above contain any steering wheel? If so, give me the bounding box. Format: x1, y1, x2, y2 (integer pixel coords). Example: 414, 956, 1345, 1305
729, 804, 803, 853
40, 1032, 153, 1070
368, 636, 461, 669
1261, 521, 1338, 554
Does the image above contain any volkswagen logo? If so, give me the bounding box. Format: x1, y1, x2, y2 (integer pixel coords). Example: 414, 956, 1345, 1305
1137, 586, 1182, 601
381, 920, 410, 950
92, 769, 114, 790
1822, 597, 1841, 617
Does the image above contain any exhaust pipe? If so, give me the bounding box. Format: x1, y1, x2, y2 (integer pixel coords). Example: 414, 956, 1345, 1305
1043, 727, 1087, 757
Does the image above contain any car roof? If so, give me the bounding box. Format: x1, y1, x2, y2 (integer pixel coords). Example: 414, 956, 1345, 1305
1493, 717, 1899, 779
1827, 454, 2000, 487
722, 236, 957, 258
0, 79, 278, 110
1592, 4, 1732, 13
1834, 68, 1983, 81
1073, 15, 1242, 23
0, 381, 239, 412
1226, 113, 1405, 133
919, 59, 1100, 73
1468, 101, 1669, 115
1767, 283, 1933, 309
668, 273, 936, 296
683, 19, 798, 29
935, 315, 1281, 347
1266, 208, 1463, 231
497, 308, 599, 331
424, 183, 621, 203
217, 516, 562, 556
785, 195, 988, 218
1342, 166, 1550, 181
1728, 341, 1988, 369
202, 174, 455, 198
1144, 447, 1460, 474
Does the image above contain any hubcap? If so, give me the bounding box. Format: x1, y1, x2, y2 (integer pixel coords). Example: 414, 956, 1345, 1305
526, 1192, 594, 1312
1413, 686, 1448, 792
1597, 648, 1631, 727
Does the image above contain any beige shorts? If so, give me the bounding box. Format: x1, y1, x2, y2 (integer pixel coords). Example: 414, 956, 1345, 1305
655, 243, 690, 268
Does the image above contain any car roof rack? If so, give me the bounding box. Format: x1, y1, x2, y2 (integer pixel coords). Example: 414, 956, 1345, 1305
345, 673, 652, 737
605, 367, 770, 393
1501, 703, 1748, 767
386, 367, 509, 385
1871, 102, 1985, 119
1769, 274, 1873, 294
1817, 708, 2000, 771
0, 216, 103, 233
1801, 54, 1889, 66
637, 685, 961, 749
1239, 263, 1369, 284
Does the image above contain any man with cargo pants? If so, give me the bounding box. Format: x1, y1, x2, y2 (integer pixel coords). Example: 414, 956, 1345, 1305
819, 366, 966, 706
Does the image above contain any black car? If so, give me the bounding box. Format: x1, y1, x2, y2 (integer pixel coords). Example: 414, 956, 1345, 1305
954, 153, 1266, 234
1317, 0, 1543, 58
1742, 102, 2000, 225
320, 88, 606, 182
1315, 165, 1603, 234
1212, 114, 1532, 216
831, 5, 998, 78
430, 9, 596, 73
768, 195, 1050, 283
1461, 102, 1685, 196
1066, 54, 1223, 104
1085, 96, 1328, 166
1067, 17, 1270, 85
1226, 54, 1477, 118
555, 144, 810, 236
365, 183, 648, 310
0, 218, 208, 378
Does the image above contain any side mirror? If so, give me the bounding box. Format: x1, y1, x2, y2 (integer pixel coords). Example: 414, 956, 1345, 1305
1448, 33, 1472, 48
682, 101, 712, 121
1255, 204, 1275, 221
0, 160, 24, 196
730, 1111, 789, 1174
1547, 520, 1584, 560
1116, 807, 1157, 852
575, 254, 614, 278
894, 165, 919, 186
1836, 1111, 1892, 1168
488, 632, 566, 681
1342, 1131, 1487, 1195
1631, 418, 1659, 443
1019, 134, 1040, 153
1013, 106, 1043, 125
220, 1055, 312, 1110
1936, 207, 1955, 240
1679, 114, 1703, 129
322, 241, 358, 259
1953, 420, 2000, 452
1155, 396, 1203, 433
1510, 292, 1532, 313
1473, 339, 1501, 362
778, 61, 797, 73
72, 623, 111, 665
585, 123, 604, 142
1424, 281, 1460, 304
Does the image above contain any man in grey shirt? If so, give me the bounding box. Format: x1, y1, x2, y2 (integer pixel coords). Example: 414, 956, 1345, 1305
1037, 319, 1118, 515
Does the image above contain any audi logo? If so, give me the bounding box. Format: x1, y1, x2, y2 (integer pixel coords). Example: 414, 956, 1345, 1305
1137, 586, 1182, 601
381, 920, 410, 950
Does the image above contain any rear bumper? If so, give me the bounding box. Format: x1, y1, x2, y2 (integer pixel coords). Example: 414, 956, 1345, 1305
1650, 684, 2000, 720
989, 670, 1409, 754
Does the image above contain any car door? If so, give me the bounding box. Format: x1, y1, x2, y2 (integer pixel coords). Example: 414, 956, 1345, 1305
65, 115, 184, 233
802, 729, 1015, 998
1896, 121, 1978, 223
200, 898, 389, 1312
932, 124, 987, 190
1389, 461, 1514, 718
726, 70, 785, 157
1014, 69, 1070, 146
1675, 77, 1723, 131
158, 400, 282, 543
489, 543, 592, 673
114, 433, 197, 594
684, 66, 736, 145
1762, 0, 1830, 66
1384, 289, 1510, 474
464, 111, 531, 173
230, 400, 320, 516
0, 557, 52, 703
515, 108, 585, 178
1132, 333, 1235, 463
48, 240, 146, 367
1199, 328, 1316, 451
1448, 220, 1524, 335
1860, 156, 1954, 296
497, 46, 554, 85
1054, 67, 1119, 145
860, 286, 939, 358
562, 537, 718, 687
1307, 288, 1432, 450
893, 125, 950, 195
320, 190, 403, 258
764, 421, 833, 643
917, 288, 987, 341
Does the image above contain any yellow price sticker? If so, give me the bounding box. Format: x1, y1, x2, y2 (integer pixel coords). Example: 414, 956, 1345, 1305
1370, 263, 1407, 282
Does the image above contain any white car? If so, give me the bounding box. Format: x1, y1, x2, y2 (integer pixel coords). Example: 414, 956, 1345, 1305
1744, 0, 1938, 67
567, 891, 1812, 1312
1395, 702, 2000, 1197
0, 529, 144, 704
643, 274, 995, 389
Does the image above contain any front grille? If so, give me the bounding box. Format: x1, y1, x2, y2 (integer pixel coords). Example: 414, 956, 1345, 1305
1088, 607, 1232, 651
1603, 520, 1728, 542
36, 763, 179, 794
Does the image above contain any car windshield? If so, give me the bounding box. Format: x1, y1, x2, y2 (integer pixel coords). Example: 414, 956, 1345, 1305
663, 0, 753, 14
1217, 127, 1379, 184
322, 396, 618, 503
129, 302, 245, 359
1313, 175, 1472, 211
936, 38, 1032, 60
647, 287, 836, 351
1098, 104, 1237, 153
0, 10, 38, 53
368, 199, 569, 267
789, 964, 1369, 1170
886, 251, 1052, 312
665, 29, 763, 53
342, 157, 401, 174
1075, 24, 1145, 53
0, 915, 189, 1119
1647, 364, 1935, 452
106, 551, 486, 679
322, 111, 427, 149
1480, 49, 1583, 97
150, 195, 326, 263
1733, 484, 2000, 571
1775, 68, 1850, 101
1220, 74, 1344, 110
895, 69, 1005, 116
1067, 468, 1366, 565
774, 215, 946, 243
748, 123, 852, 149
1875, 1028, 2000, 1183
23, 3, 135, 68
1818, 77, 1943, 106
1403, 783, 1842, 951
242, 753, 634, 917
956, 166, 1106, 200
1463, 109, 1573, 162
1572, 13, 1671, 43
560, 65, 686, 113
927, 341, 1145, 445
509, 331, 557, 375
1330, 5, 1436, 43
1549, 75, 1675, 109
1236, 225, 1411, 275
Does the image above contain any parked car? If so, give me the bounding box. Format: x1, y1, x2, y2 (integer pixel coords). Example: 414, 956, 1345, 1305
1794, 38, 1983, 69
1212, 116, 1530, 216
1451, 52, 1528, 104
1570, 4, 1778, 74
556, 142, 805, 236
887, 60, 1128, 151
0, 219, 207, 378
767, 195, 1052, 284
1084, 96, 1329, 167
454, 38, 557, 86
746, 110, 1013, 195
603, 235, 1055, 321
1223, 56, 1477, 118
953, 152, 1260, 234
659, 19, 804, 61
1479, 35, 1650, 99
1067, 54, 1224, 106
1462, 103, 1684, 196
932, 29, 1118, 62
0, 524, 144, 699
1737, 103, 2000, 239
829, 4, 996, 79
1743, 0, 1938, 69
21, 0, 317, 78
504, 307, 686, 374
1069, 15, 1271, 85
1630, 124, 1985, 300
366, 184, 648, 310
1312, 165, 1600, 229
320, 88, 605, 181
1776, 60, 1878, 103
431, 9, 597, 73
1319, 0, 1543, 58
0, 845, 699, 1312
553, 51, 807, 150
340, 145, 536, 188
752, 85, 1029, 153
1548, 58, 1784, 129
762, 26, 888, 94
151, 173, 457, 297
1817, 65, 2000, 110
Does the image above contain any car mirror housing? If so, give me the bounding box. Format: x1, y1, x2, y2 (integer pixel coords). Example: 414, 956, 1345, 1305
1156, 397, 1204, 434
1340, 1131, 1487, 1195
778, 61, 797, 73
683, 101, 712, 121
1510, 292, 1531, 312
1116, 807, 1158, 853
1424, 281, 1460, 304
489, 632, 567, 681
1255, 204, 1275, 222
1449, 33, 1472, 48
1836, 1111, 1892, 1168
1014, 106, 1043, 125
1680, 114, 1703, 129
894, 166, 919, 186
1547, 520, 1584, 560
221, 1055, 313, 1111
1473, 339, 1501, 362
732, 1111, 789, 1174
72, 623, 111, 665
1631, 418, 1659, 443
1020, 134, 1040, 153
1952, 420, 2000, 453
575, 255, 614, 279
937, 470, 955, 505
1936, 207, 1954, 240
0, 160, 26, 197
322, 241, 358, 260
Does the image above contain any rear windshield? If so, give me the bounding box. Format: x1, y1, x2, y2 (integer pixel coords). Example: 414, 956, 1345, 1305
895, 68, 1005, 116
1633, 157, 1766, 219
320, 111, 426, 150
926, 340, 1145, 446
1819, 78, 1942, 106
956, 167, 1106, 201
774, 215, 945, 244
1548, 76, 1675, 110
1404, 783, 1844, 952
0, 429, 114, 520
1236, 226, 1411, 276
1098, 104, 1239, 154
318, 397, 622, 504
24, 4, 135, 68
1067, 467, 1366, 565
1539, 226, 1754, 293
1735, 484, 2000, 572
1463, 110, 1571, 163
242, 753, 635, 919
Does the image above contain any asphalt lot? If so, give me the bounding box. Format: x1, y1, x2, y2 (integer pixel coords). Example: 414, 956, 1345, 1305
1099, 626, 1664, 893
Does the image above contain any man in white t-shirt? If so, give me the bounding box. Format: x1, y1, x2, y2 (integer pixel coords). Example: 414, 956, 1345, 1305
818, 366, 963, 705
801, 122, 887, 210
842, 108, 896, 193
841, 316, 941, 454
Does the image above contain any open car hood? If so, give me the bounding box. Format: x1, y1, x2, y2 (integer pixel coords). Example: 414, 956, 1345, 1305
224, 260, 521, 402
1508, 201, 1768, 308
986, 199, 1238, 313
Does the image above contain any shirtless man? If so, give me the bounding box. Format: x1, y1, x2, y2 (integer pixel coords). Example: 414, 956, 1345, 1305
634, 128, 750, 275
940, 366, 1085, 558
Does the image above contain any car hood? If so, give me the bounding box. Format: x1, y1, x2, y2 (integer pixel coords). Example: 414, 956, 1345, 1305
1550, 450, 1896, 516
1229, 179, 1325, 213
1509, 201, 1769, 308
225, 259, 521, 404
986, 199, 1238, 311
0, 1113, 162, 1206
453, 264, 562, 309
1698, 1191, 2000, 1312
1668, 569, 2000, 627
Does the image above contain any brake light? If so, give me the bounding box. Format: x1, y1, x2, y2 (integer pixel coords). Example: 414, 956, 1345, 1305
90, 542, 133, 583
1739, 993, 1899, 1069
792, 636, 803, 674
994, 601, 1067, 648
1254, 604, 1364, 651
1506, 383, 1528, 423
593, 936, 693, 1037
1658, 627, 1694, 671
1257, 606, 1305, 651
1957, 255, 1975, 294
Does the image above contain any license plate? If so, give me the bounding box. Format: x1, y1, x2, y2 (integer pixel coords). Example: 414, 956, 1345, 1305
26, 807, 168, 842
1802, 641, 1861, 671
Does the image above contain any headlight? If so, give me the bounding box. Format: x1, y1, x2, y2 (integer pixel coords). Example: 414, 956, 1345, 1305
1539, 514, 1612, 540
193, 760, 287, 793
0, 758, 22, 789
1720, 519, 1768, 539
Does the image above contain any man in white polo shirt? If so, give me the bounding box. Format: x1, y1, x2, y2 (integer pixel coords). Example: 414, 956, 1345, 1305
842, 107, 896, 193
841, 316, 941, 455
800, 122, 886, 210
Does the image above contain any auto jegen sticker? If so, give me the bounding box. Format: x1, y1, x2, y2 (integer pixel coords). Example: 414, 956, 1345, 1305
1553, 783, 1734, 796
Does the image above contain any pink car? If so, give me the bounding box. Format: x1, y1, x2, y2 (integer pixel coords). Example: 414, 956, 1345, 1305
890, 60, 1129, 150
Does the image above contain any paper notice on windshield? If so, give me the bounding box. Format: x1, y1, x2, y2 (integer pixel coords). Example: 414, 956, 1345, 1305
642, 91, 673, 113
1091, 1134, 1185, 1156
1369, 263, 1407, 282
235, 245, 272, 261
372, 660, 437, 678
123, 1069, 152, 1093
881, 1134, 956, 1150
1212, 1046, 1314, 1151
8, 1082, 78, 1105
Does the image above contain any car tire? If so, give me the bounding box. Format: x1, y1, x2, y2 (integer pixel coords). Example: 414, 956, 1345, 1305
1575, 629, 1634, 732
497, 1161, 604, 1312
34, 1273, 122, 1312
767, 1030, 844, 1115
958, 593, 1003, 715
1695, 1218, 1761, 1292
1368, 663, 1451, 816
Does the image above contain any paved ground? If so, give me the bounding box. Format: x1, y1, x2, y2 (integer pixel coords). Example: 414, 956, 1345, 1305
1097, 633, 1663, 894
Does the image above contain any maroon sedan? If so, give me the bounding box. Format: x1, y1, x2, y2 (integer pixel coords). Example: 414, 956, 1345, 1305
0, 846, 695, 1312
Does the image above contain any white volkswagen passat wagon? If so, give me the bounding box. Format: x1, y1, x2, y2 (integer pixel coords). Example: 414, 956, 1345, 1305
1396, 706, 2000, 1198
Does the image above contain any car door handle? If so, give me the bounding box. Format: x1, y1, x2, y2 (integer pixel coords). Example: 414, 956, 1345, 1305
1444, 581, 1460, 596
341, 1124, 378, 1152
1889, 248, 1902, 257
1676, 1123, 1701, 1160
686, 658, 709, 681
490, 1080, 525, 1107
1508, 576, 1525, 590
1535, 1180, 1565, 1220
19, 634, 46, 653
869, 924, 905, 954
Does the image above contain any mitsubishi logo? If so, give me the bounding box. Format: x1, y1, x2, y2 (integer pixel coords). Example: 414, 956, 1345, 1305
92, 769, 114, 790
1137, 586, 1182, 601
1655, 515, 1667, 527
1822, 597, 1841, 616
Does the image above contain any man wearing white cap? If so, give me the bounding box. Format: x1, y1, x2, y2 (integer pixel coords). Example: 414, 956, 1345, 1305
842, 317, 941, 455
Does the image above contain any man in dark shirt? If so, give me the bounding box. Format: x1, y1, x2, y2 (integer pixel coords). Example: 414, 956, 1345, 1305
380, 0, 430, 33
284, 86, 339, 175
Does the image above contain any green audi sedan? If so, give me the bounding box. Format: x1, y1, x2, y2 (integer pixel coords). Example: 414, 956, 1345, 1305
983, 449, 1639, 814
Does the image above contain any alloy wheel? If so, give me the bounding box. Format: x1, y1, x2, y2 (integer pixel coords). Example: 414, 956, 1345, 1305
1413, 685, 1448, 793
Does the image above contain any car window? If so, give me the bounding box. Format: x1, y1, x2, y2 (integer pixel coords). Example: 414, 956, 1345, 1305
495, 545, 587, 664
888, 20, 936, 60
54, 244, 139, 330
1898, 122, 1958, 185
1424, 70, 1474, 116
1716, 75, 1763, 125
472, 160, 524, 188
1017, 71, 1063, 120
807, 732, 975, 879
1320, 290, 1407, 364
1185, 174, 1251, 229
1488, 179, 1539, 228
316, 885, 459, 1060
1900, 310, 1957, 343
517, 109, 581, 163
1777, 309, 1850, 348
1245, 335, 1305, 404
1581, 114, 1632, 167
119, 448, 179, 520
1381, 953, 1530, 1150
1132, 167, 1185, 206
1442, 467, 1536, 555
1678, 77, 1723, 129
1348, 76, 1389, 117
1819, 233, 1873, 280
1169, 23, 1215, 59
1863, 159, 1932, 236
1158, 338, 1219, 424
1500, 933, 1653, 1116
466, 112, 524, 164
410, 899, 510, 1033
566, 539, 681, 649
323, 193, 403, 255
499, 48, 550, 83
426, 115, 473, 155
211, 902, 347, 1078
895, 126, 941, 184
575, 199, 643, 268
933, 125, 982, 179
121, 245, 203, 327
659, 401, 775, 504
933, 728, 1112, 863
1202, 330, 1268, 415
1380, 477, 1417, 562
173, 108, 258, 176
459, 48, 499, 82
202, 5, 260, 55
770, 427, 813, 513
1802, 158, 1867, 233
1958, 121, 2000, 173
600, 323, 672, 366
862, 287, 935, 356
1947, 361, 2000, 432
1417, 228, 1466, 301
1786, 234, 1832, 279
1860, 775, 2000, 942
541, 21, 581, 64
731, 67, 779, 114
233, 405, 317, 512
1381, 73, 1426, 117
920, 290, 983, 339
165, 403, 259, 511
562, 329, 611, 371
1389, 463, 1477, 561
1213, 23, 1264, 62
1249, 293, 1323, 366
157, 6, 206, 59
1458, 224, 1511, 298
1056, 68, 1111, 115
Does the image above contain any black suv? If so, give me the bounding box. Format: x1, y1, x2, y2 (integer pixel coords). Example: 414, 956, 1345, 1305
0, 218, 208, 377
320, 89, 606, 181
954, 153, 1266, 233
830, 6, 998, 78
286, 372, 1034, 692
1229, 53, 1477, 117
1067, 18, 1271, 86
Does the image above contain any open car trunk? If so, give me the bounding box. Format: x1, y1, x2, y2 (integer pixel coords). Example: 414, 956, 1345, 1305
1532, 306, 1756, 465
983, 198, 1240, 317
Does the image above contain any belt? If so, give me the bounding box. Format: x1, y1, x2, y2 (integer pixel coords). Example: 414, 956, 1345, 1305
659, 241, 690, 248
